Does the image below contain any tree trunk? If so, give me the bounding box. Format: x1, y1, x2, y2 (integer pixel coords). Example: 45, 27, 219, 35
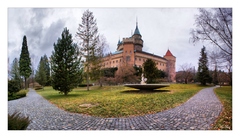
87, 48, 90, 91
24, 77, 27, 90
99, 79, 102, 87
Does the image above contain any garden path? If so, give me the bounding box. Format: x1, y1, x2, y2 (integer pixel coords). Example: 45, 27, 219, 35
8, 86, 222, 130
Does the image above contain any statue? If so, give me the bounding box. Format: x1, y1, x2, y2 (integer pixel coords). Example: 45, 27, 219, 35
140, 74, 147, 85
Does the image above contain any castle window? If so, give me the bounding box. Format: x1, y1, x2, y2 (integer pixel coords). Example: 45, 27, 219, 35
113, 61, 115, 63
126, 56, 130, 62
139, 58, 141, 61
116, 60, 118, 63
120, 59, 122, 62
130, 50, 132, 54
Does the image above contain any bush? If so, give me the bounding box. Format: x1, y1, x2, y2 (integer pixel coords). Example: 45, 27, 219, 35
8, 89, 27, 101
8, 93, 18, 101
35, 86, 43, 90
8, 80, 21, 96
8, 112, 31, 130
16, 89, 27, 98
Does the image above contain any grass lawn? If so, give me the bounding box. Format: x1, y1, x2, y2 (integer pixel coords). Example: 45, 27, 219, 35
37, 84, 210, 118
212, 86, 232, 130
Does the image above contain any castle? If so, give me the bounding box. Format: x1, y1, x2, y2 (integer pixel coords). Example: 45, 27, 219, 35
102, 22, 176, 82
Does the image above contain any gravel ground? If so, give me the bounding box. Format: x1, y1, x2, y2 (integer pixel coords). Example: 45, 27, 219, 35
8, 86, 222, 130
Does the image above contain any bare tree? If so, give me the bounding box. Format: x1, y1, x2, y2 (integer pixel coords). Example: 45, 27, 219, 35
115, 62, 138, 84
178, 63, 195, 84
90, 35, 109, 87
76, 10, 99, 91
191, 8, 232, 57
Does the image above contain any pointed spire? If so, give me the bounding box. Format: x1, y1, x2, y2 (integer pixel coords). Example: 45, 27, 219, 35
117, 36, 122, 45
133, 19, 141, 36
136, 16, 138, 26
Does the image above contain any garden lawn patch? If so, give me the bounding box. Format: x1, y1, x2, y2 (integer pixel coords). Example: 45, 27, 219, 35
37, 84, 210, 118
212, 86, 232, 130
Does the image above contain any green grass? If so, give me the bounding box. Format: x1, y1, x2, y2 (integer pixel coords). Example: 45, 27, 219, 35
8, 89, 28, 101
212, 86, 232, 130
37, 84, 210, 118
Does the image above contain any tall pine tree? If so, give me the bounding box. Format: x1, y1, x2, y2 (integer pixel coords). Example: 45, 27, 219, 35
35, 57, 47, 89
197, 46, 211, 85
10, 58, 22, 89
19, 35, 32, 89
42, 54, 51, 86
51, 27, 82, 95
76, 9, 99, 91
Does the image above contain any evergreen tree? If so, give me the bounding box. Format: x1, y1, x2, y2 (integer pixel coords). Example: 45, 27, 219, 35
19, 35, 32, 89
42, 54, 51, 86
51, 27, 82, 95
143, 59, 158, 83
197, 46, 211, 85
76, 9, 99, 91
212, 65, 218, 85
35, 57, 47, 89
10, 58, 22, 89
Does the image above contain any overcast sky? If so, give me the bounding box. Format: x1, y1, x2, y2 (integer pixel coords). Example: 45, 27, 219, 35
8, 8, 208, 71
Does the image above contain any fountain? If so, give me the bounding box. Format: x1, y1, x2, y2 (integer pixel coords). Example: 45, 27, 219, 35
124, 74, 170, 91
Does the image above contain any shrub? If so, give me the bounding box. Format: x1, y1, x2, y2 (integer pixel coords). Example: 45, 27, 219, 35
8, 93, 18, 101
8, 80, 21, 96
35, 86, 43, 90
8, 89, 27, 101
8, 112, 31, 130
16, 89, 27, 98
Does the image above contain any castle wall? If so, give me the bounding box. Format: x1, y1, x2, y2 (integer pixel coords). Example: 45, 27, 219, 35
134, 52, 167, 71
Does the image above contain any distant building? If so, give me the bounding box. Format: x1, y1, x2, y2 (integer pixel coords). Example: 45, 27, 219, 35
102, 22, 176, 82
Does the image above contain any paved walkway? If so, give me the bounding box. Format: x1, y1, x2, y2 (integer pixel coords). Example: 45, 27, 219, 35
8, 86, 223, 130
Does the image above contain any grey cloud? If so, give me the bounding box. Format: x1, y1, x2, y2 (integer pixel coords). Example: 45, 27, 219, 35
41, 19, 66, 53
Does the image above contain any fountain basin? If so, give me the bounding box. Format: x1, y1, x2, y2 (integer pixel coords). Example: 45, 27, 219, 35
124, 84, 170, 91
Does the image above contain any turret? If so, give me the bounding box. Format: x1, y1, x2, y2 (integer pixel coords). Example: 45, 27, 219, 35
164, 49, 176, 82
132, 21, 143, 51
117, 39, 123, 51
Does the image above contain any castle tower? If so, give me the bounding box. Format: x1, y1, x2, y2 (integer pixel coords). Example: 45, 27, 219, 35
164, 49, 176, 82
117, 39, 123, 51
132, 22, 143, 51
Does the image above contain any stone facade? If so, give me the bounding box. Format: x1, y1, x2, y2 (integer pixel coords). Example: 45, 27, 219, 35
102, 22, 176, 82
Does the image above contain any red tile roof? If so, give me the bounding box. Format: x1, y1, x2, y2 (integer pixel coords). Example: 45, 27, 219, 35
165, 49, 174, 56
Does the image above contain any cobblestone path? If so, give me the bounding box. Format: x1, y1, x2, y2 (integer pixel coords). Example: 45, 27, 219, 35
8, 86, 222, 130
